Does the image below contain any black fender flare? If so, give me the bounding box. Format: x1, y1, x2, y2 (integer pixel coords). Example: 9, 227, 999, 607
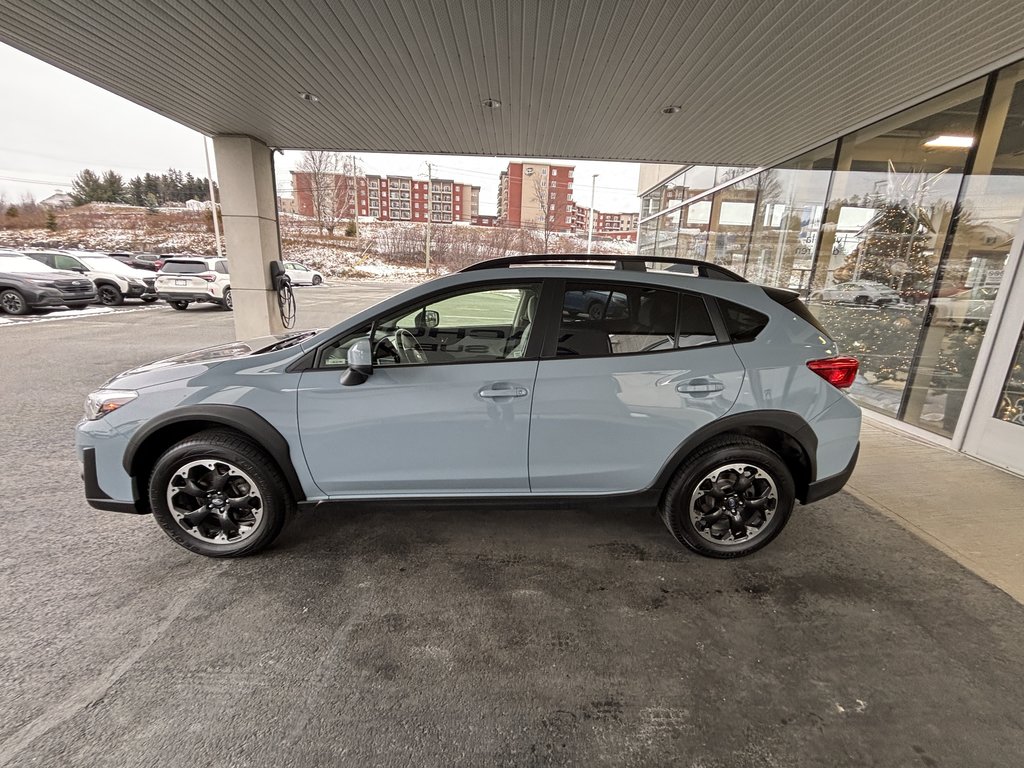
650, 409, 818, 502
123, 404, 306, 502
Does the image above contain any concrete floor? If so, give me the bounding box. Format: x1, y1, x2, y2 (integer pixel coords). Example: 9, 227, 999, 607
2, 284, 1024, 767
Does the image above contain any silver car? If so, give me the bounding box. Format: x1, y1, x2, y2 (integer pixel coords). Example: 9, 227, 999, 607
77, 255, 861, 559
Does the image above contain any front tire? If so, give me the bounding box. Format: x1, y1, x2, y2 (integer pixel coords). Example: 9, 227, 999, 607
660, 436, 794, 558
0, 288, 30, 315
97, 284, 124, 306
311, 275, 323, 285
148, 429, 293, 557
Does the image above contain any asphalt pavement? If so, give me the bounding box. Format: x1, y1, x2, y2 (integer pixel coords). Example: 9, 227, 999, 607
2, 283, 1023, 767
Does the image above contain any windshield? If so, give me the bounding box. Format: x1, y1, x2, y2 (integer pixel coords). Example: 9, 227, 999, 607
0, 255, 56, 274
78, 255, 144, 275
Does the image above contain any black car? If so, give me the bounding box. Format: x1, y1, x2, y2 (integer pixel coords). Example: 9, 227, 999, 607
108, 251, 161, 271
0, 251, 97, 315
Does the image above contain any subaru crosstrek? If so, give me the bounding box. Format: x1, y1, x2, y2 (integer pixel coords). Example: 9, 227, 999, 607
77, 255, 861, 559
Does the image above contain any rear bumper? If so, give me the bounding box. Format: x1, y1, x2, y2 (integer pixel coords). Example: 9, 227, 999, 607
157, 291, 222, 303
81, 446, 145, 514
803, 441, 859, 504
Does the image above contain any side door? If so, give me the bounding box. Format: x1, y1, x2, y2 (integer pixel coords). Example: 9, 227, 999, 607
296, 280, 546, 497
528, 279, 745, 494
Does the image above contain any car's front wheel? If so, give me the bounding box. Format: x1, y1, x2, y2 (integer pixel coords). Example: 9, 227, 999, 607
660, 436, 794, 558
0, 289, 30, 315
97, 284, 124, 306
148, 429, 293, 557
311, 274, 323, 285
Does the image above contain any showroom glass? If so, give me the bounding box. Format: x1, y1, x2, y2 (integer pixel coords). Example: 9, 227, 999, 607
995, 329, 1024, 425
808, 79, 986, 418
557, 283, 716, 356
675, 198, 712, 260
704, 173, 757, 273
745, 143, 837, 289
903, 64, 1024, 435
321, 283, 541, 367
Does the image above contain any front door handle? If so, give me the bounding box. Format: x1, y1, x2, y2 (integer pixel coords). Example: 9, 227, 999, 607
479, 385, 529, 399
676, 378, 725, 396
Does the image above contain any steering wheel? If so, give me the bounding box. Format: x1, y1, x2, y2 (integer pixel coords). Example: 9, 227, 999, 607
395, 328, 427, 364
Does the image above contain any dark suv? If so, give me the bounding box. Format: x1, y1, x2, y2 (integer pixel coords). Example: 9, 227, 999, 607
0, 251, 97, 314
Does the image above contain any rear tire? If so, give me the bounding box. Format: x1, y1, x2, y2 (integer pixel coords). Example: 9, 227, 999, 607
148, 429, 293, 557
141, 296, 158, 303
312, 275, 323, 285
221, 287, 233, 311
660, 436, 794, 558
168, 300, 189, 310
0, 289, 30, 315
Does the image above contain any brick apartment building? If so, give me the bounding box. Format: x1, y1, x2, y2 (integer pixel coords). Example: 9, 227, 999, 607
572, 206, 640, 241
497, 162, 575, 232
292, 171, 480, 224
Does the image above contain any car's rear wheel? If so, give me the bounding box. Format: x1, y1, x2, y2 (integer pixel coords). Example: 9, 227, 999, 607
221, 288, 233, 311
148, 429, 292, 557
97, 284, 124, 306
168, 300, 189, 310
587, 301, 604, 321
0, 288, 29, 315
660, 436, 794, 558
854, 295, 870, 306
141, 296, 158, 303
312, 275, 323, 285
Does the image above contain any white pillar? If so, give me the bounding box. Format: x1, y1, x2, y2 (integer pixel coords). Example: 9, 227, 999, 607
212, 135, 285, 338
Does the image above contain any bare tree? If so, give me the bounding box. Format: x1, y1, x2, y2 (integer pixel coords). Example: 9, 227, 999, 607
297, 151, 344, 235
528, 174, 571, 254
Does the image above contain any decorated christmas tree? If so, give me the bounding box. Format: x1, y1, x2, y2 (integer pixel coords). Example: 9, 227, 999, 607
833, 201, 934, 288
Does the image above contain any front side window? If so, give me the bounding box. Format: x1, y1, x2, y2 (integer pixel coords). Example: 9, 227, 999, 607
55, 254, 83, 271
320, 283, 541, 367
554, 283, 716, 357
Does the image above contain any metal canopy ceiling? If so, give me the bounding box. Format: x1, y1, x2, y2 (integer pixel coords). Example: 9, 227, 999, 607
2, 1, 1023, 166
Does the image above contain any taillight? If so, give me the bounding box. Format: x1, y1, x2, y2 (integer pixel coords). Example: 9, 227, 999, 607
197, 272, 217, 282
807, 356, 859, 389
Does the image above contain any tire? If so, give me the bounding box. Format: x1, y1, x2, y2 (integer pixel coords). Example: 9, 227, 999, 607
97, 283, 124, 306
168, 300, 190, 311
660, 436, 794, 558
854, 295, 869, 306
587, 302, 604, 321
0, 288, 30, 315
141, 296, 158, 303
311, 275, 323, 285
221, 287, 233, 311
148, 429, 293, 557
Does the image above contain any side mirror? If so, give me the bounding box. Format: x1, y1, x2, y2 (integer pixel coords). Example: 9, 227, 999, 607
340, 338, 373, 386
417, 309, 440, 329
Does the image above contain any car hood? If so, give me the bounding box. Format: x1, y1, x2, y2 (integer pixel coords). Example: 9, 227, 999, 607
103, 329, 319, 389
8, 269, 89, 282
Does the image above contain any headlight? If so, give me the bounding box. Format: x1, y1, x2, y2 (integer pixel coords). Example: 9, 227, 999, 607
85, 389, 137, 420
129, 278, 147, 288
27, 277, 57, 288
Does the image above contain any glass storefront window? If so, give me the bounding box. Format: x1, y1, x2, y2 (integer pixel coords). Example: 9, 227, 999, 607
746, 143, 836, 289
809, 79, 987, 418
995, 328, 1024, 425
903, 64, 1024, 434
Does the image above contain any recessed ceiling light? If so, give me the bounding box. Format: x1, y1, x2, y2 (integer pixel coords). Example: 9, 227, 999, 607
662, 105, 681, 115
298, 92, 320, 103
482, 98, 502, 109
924, 135, 974, 148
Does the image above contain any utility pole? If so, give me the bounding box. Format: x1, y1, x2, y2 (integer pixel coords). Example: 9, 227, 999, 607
203, 137, 223, 258
586, 173, 598, 255
349, 154, 358, 237
424, 161, 432, 273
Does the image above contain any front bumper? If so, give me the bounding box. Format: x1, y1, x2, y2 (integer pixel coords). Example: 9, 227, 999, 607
81, 446, 146, 514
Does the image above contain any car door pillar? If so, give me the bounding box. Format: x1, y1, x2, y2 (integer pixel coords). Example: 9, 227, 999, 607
212, 134, 286, 338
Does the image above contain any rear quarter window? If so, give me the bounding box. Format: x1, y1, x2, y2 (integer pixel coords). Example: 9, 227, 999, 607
718, 299, 768, 343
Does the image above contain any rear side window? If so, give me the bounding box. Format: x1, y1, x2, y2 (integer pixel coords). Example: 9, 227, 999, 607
718, 299, 769, 343
554, 282, 717, 357
162, 261, 208, 274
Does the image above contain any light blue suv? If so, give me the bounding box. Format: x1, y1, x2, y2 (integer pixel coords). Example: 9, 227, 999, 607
77, 255, 861, 559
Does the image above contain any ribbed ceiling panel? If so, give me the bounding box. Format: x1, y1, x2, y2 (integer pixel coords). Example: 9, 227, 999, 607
1, 0, 1023, 164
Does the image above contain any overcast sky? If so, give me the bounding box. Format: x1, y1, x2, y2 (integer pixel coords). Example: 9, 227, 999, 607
0, 43, 642, 216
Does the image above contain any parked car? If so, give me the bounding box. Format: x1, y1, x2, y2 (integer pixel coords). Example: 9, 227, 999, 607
930, 286, 998, 328
155, 256, 232, 310
78, 255, 861, 560
815, 280, 901, 306
283, 261, 324, 285
0, 250, 97, 314
108, 251, 162, 272
563, 288, 629, 320
27, 250, 157, 305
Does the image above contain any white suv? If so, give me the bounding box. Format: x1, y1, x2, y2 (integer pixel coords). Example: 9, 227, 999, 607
27, 250, 156, 305
155, 257, 232, 311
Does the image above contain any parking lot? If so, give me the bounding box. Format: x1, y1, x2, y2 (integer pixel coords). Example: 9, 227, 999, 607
2, 282, 1024, 767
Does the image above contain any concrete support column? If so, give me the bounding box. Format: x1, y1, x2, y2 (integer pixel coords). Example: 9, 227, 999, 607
212, 135, 285, 338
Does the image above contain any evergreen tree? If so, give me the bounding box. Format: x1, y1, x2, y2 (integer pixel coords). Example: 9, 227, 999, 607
834, 201, 934, 289
143, 173, 160, 203
128, 176, 144, 206
70, 168, 104, 205
45, 210, 58, 231
144, 192, 159, 213
100, 170, 126, 203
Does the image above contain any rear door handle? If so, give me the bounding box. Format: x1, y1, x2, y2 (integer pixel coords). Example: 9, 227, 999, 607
676, 378, 725, 395
479, 385, 529, 399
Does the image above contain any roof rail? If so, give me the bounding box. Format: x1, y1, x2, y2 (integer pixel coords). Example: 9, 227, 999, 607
459, 253, 746, 281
